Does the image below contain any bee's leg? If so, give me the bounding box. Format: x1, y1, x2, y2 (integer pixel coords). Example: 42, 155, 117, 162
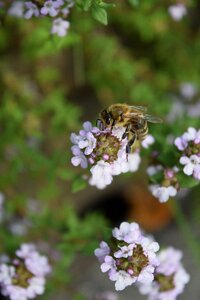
122, 124, 131, 140
126, 133, 136, 160
111, 119, 116, 131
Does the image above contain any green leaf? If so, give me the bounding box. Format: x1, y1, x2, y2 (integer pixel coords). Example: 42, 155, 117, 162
83, 0, 92, 11
91, 5, 108, 25
149, 171, 164, 184
177, 173, 200, 188
98, 2, 116, 8
72, 176, 87, 192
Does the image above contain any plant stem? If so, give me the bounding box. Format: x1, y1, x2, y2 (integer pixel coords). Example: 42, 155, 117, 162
171, 199, 200, 266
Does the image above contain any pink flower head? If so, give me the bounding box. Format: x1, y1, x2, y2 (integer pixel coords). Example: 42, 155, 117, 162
95, 222, 159, 291
139, 247, 190, 300
0, 244, 51, 300
71, 122, 141, 189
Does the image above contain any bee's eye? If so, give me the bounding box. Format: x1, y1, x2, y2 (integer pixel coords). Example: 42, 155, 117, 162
101, 110, 111, 125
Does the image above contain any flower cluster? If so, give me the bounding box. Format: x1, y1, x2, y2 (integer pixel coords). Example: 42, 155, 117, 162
95, 222, 160, 291
8, 0, 73, 37
139, 247, 190, 300
175, 127, 200, 180
0, 244, 51, 300
95, 223, 190, 299
148, 165, 179, 203
71, 122, 154, 189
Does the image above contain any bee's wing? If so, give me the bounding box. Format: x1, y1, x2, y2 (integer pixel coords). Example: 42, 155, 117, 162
144, 114, 163, 123
129, 105, 148, 112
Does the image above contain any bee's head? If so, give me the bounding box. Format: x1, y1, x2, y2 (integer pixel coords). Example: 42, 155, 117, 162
99, 109, 112, 126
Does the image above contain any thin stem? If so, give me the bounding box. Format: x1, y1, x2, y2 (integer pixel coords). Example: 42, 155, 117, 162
171, 199, 200, 266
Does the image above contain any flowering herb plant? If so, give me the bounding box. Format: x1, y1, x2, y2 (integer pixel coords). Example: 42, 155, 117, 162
1, 0, 200, 300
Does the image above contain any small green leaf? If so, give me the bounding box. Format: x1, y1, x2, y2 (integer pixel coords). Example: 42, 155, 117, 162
72, 176, 87, 192
91, 5, 108, 25
177, 173, 199, 188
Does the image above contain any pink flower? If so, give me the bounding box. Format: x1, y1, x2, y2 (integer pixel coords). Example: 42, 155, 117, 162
51, 18, 70, 37
168, 4, 187, 21
150, 185, 177, 203
141, 134, 155, 149
94, 241, 110, 263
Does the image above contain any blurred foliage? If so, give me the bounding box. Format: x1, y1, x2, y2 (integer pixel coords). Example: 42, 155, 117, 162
0, 0, 200, 298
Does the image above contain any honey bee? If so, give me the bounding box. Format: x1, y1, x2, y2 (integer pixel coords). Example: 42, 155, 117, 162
97, 103, 162, 154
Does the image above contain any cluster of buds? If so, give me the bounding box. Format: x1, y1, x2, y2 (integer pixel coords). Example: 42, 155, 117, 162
148, 165, 179, 203
175, 127, 200, 180
7, 0, 73, 37
71, 122, 154, 189
95, 222, 190, 299
0, 244, 51, 300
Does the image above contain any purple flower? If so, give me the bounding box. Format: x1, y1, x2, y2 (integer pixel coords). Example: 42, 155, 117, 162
174, 136, 188, 151
8, 1, 24, 17
51, 18, 70, 37
95, 222, 159, 291
40, 1, 59, 17
101, 256, 116, 273
110, 270, 136, 291
180, 155, 200, 179
71, 146, 88, 168
94, 241, 110, 263
139, 247, 190, 300
112, 222, 141, 244
24, 2, 40, 19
